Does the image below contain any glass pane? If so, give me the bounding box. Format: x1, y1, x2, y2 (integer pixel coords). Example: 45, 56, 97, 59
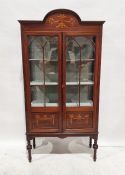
66, 85, 93, 106
31, 86, 58, 107
29, 36, 59, 107
66, 85, 79, 106
66, 63, 78, 82
31, 86, 46, 106
66, 37, 79, 82
66, 36, 95, 107
45, 61, 58, 83
46, 86, 58, 105
30, 61, 43, 82
80, 62, 94, 82
80, 85, 93, 106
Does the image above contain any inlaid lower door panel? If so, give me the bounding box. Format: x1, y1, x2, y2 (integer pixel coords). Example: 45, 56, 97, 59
64, 111, 95, 132
66, 111, 93, 128
31, 112, 60, 132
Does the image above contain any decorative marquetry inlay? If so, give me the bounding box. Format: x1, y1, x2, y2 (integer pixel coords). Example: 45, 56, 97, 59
66, 112, 93, 129
36, 114, 55, 125
69, 113, 89, 125
32, 113, 57, 129
46, 14, 77, 28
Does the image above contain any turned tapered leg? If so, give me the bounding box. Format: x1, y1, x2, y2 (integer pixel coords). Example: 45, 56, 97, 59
93, 136, 98, 161
33, 138, 36, 149
89, 137, 92, 148
27, 138, 32, 162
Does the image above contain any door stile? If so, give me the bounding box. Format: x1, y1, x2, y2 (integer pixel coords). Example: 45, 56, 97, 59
62, 33, 67, 131
58, 32, 63, 132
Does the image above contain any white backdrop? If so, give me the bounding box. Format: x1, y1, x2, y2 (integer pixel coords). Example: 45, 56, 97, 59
0, 0, 125, 147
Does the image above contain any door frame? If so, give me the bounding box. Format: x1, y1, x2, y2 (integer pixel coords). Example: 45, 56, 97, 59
62, 32, 98, 132
23, 31, 63, 132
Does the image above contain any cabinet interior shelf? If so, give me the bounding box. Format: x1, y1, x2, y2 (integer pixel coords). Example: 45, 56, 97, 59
30, 81, 94, 86
31, 102, 58, 107
66, 59, 94, 62
29, 59, 94, 62
29, 59, 58, 61
66, 81, 94, 85
66, 101, 93, 106
30, 81, 58, 85
31, 101, 93, 107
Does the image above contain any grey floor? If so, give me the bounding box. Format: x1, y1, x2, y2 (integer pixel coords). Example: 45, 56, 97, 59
0, 137, 125, 175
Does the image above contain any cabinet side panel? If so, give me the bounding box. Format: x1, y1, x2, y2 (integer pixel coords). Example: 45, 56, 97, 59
20, 25, 32, 133
94, 27, 103, 131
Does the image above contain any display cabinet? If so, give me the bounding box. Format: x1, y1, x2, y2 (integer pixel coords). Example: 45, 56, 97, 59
19, 9, 105, 162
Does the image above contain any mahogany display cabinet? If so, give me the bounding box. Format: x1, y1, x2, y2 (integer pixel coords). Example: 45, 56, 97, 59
19, 9, 105, 162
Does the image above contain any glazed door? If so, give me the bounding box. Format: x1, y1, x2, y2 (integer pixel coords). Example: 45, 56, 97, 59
28, 33, 62, 132
62, 33, 96, 132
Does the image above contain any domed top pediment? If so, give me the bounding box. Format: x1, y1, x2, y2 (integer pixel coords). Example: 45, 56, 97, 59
43, 9, 81, 28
